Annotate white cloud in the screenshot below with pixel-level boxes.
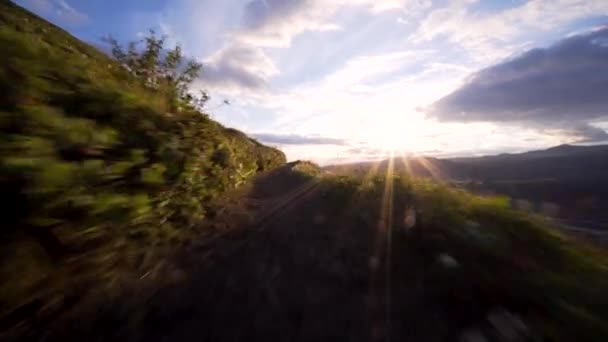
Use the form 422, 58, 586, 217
54, 0, 87, 25
235, 0, 429, 47
240, 49, 467, 146
164, 0, 430, 95
319, 50, 434, 90
412, 0, 608, 63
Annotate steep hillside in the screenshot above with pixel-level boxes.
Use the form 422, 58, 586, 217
0, 0, 284, 316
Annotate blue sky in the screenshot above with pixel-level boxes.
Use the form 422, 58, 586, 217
17, 0, 608, 164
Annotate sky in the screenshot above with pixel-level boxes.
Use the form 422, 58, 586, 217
17, 0, 608, 164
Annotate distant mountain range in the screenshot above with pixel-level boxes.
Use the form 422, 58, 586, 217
446, 144, 608, 182
327, 144, 608, 181
326, 144, 608, 230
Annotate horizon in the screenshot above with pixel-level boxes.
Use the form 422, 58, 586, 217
318, 143, 608, 166
16, 0, 608, 164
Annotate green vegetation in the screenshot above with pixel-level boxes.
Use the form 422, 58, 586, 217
319, 169, 608, 341
291, 160, 322, 177
103, 29, 208, 112
0, 0, 284, 315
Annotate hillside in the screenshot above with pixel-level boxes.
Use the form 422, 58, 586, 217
450, 145, 608, 230
2, 2, 608, 342
5, 161, 608, 341
0, 0, 284, 320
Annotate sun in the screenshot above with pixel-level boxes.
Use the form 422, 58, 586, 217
369, 111, 429, 153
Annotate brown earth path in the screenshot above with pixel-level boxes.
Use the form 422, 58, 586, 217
9, 164, 496, 342
22, 164, 390, 342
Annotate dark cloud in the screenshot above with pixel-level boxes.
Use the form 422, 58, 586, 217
252, 133, 347, 145
200, 44, 275, 91
551, 123, 608, 142
202, 62, 267, 91
426, 27, 608, 142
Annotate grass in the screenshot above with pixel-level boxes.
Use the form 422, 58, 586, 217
319, 167, 608, 341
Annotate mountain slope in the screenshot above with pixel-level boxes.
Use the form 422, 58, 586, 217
6, 164, 608, 342
0, 0, 284, 316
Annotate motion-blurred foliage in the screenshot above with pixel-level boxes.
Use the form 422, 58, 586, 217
322, 170, 608, 341
0, 0, 284, 312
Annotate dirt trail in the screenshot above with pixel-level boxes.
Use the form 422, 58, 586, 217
145, 165, 467, 342
19, 164, 387, 342
6, 165, 544, 342
138, 165, 382, 341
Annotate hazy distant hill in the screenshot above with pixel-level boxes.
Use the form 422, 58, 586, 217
326, 145, 608, 230
449, 144, 608, 182
449, 145, 608, 229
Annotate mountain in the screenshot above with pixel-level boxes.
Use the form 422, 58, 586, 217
326, 145, 608, 230
448, 144, 608, 181
449, 145, 608, 230
451, 144, 608, 161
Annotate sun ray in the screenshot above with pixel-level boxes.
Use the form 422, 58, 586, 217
418, 156, 445, 182
381, 151, 395, 341
362, 159, 382, 185
367, 150, 395, 340
398, 151, 413, 178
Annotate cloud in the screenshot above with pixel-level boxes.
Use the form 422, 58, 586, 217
412, 0, 608, 62
322, 50, 435, 89
21, 0, 88, 26
258, 47, 465, 144
235, 0, 342, 47
252, 133, 348, 145
548, 123, 608, 143
342, 146, 387, 159
200, 43, 279, 92
235, 0, 420, 47
159, 0, 429, 95
54, 0, 87, 25
426, 27, 608, 142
